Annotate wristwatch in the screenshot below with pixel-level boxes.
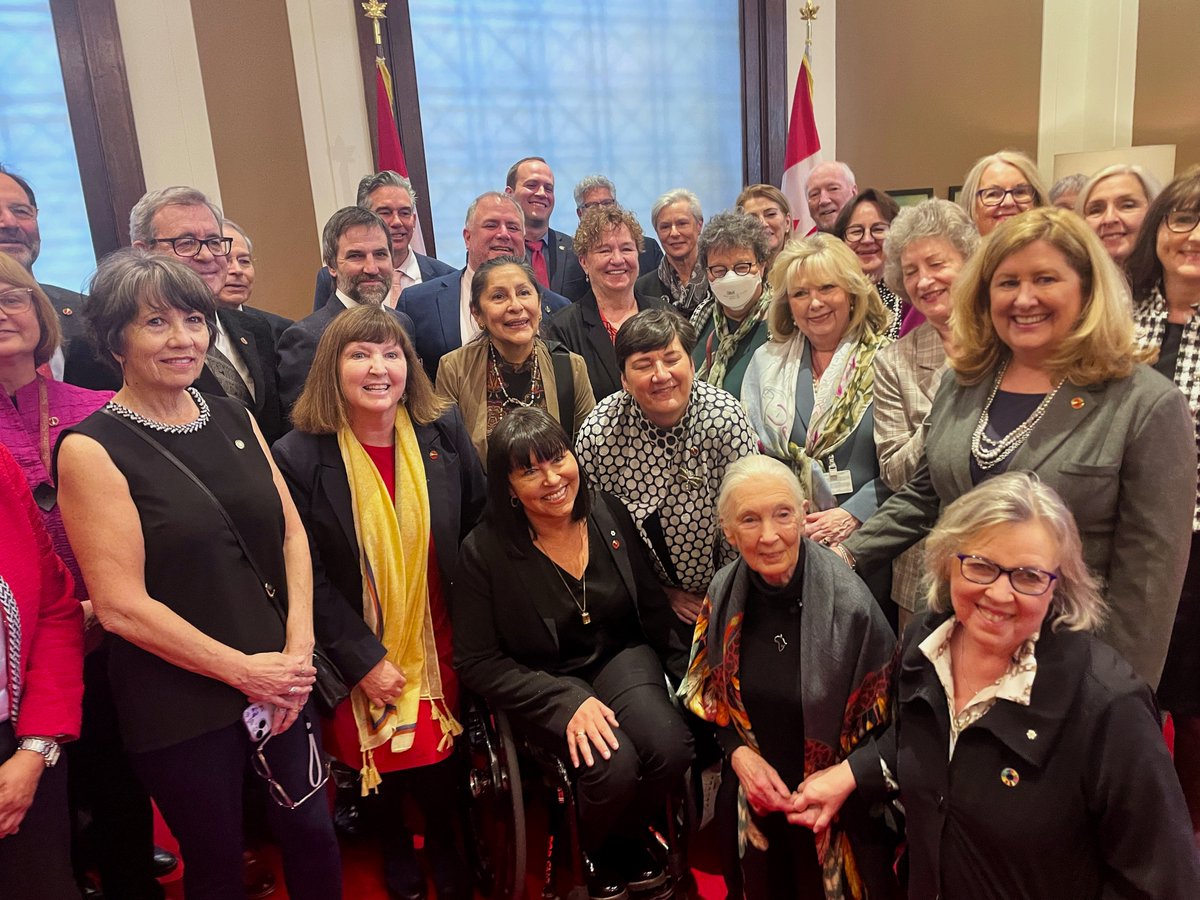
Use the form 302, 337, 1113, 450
16, 736, 61, 768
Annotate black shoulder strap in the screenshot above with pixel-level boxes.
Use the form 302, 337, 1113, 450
99, 409, 285, 622
548, 343, 576, 442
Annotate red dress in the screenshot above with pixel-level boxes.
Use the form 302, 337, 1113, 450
322, 443, 459, 772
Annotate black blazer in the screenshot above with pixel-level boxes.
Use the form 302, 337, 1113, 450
544, 289, 665, 400
272, 408, 486, 686
560, 234, 665, 302
452, 492, 691, 736
311, 253, 457, 312
276, 296, 416, 410
245, 306, 293, 346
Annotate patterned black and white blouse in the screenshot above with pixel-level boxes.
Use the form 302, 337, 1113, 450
574, 381, 759, 594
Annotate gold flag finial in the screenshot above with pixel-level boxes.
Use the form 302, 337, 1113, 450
362, 0, 387, 48
799, 1, 819, 50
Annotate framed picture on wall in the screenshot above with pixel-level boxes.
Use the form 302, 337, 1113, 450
889, 188, 934, 207
948, 185, 964, 202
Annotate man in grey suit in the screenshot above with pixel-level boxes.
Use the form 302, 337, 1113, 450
279, 206, 415, 409
311, 171, 454, 311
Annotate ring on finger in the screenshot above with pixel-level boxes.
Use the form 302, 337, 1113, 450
575, 730, 587, 738
287, 685, 298, 694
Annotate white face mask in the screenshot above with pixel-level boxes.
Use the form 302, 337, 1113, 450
711, 270, 760, 314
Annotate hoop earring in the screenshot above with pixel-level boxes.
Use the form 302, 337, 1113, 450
509, 495, 520, 508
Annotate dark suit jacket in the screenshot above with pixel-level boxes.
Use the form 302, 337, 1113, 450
276, 297, 416, 411
452, 491, 691, 735
272, 409, 486, 686
561, 234, 665, 301
311, 252, 457, 312
245, 306, 293, 346
42, 282, 86, 354
399, 268, 570, 382
544, 289, 665, 400
844, 364, 1196, 688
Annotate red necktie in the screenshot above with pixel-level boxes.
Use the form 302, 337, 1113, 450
526, 240, 549, 288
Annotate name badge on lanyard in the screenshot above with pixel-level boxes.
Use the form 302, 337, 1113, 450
826, 455, 853, 496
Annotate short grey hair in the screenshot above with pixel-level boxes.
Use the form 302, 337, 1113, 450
222, 219, 252, 254
356, 170, 418, 208
698, 210, 771, 268
650, 189, 703, 228
958, 150, 1048, 222
1076, 164, 1163, 214
922, 471, 1106, 632
1049, 173, 1087, 205
129, 186, 223, 245
463, 191, 524, 229
882, 199, 980, 302
573, 175, 616, 210
804, 161, 856, 191
320, 206, 389, 268
717, 455, 804, 524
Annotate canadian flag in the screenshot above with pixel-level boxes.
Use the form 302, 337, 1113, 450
375, 57, 428, 255
780, 51, 821, 237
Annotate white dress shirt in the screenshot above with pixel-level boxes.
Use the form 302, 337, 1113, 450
458, 266, 482, 345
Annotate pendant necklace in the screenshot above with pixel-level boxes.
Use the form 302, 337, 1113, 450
537, 520, 591, 625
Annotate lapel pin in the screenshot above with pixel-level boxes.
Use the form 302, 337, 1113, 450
1026, 729, 1037, 741
239, 336, 249, 345
49, 416, 60, 427
234, 439, 246, 450
1000, 767, 1020, 787
612, 539, 621, 550
429, 449, 439, 460
62, 307, 74, 316
1070, 397, 1084, 409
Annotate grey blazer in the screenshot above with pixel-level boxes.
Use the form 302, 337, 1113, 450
845, 363, 1197, 688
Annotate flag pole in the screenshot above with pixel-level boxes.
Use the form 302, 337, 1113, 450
800, 0, 819, 58
362, 0, 387, 57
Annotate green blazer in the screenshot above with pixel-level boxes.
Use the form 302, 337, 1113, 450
845, 363, 1196, 688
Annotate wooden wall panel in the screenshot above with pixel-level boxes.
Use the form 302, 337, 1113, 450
1133, 0, 1200, 173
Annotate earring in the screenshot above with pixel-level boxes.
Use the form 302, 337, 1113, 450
509, 495, 520, 508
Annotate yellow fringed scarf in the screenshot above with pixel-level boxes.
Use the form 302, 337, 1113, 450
338, 407, 461, 794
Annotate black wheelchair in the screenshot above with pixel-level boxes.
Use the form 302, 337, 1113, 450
461, 693, 695, 900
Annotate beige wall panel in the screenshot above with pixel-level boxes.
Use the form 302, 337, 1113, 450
1133, 0, 1200, 173
834, 0, 1044, 198
190, 0, 320, 321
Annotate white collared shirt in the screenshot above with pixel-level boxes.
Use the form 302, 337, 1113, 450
458, 266, 482, 345
214, 311, 256, 401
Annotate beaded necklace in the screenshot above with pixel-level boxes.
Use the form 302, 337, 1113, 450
970, 362, 1064, 470
105, 387, 211, 434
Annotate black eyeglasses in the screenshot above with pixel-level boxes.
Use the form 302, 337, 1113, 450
251, 718, 330, 809
1165, 210, 1200, 234
976, 185, 1036, 207
580, 198, 617, 211
707, 261, 756, 279
149, 235, 233, 258
844, 223, 890, 243
0, 288, 34, 313
956, 554, 1057, 596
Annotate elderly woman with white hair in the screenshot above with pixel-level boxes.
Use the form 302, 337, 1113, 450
635, 188, 712, 318
1077, 163, 1162, 267
872, 199, 980, 628
792, 472, 1200, 898
958, 149, 1048, 236
681, 454, 896, 899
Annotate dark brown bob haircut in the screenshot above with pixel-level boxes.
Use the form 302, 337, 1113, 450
0, 251, 61, 366
85, 249, 216, 374
1126, 164, 1200, 303
831, 188, 902, 241
291, 304, 446, 433
485, 407, 591, 540
615, 307, 697, 372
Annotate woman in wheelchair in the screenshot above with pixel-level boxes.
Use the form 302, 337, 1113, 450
681, 456, 897, 898
454, 408, 694, 900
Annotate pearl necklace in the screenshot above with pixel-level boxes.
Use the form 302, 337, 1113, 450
105, 387, 211, 434
970, 362, 1064, 470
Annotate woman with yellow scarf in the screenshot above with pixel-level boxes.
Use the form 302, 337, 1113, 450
274, 304, 485, 900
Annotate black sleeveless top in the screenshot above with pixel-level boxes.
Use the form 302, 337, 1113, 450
61, 394, 288, 752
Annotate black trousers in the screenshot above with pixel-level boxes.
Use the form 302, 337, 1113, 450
129, 706, 341, 900
521, 644, 695, 850
67, 643, 162, 899
0, 720, 80, 900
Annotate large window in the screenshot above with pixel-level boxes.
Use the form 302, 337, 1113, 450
0, 0, 95, 291
409, 0, 744, 260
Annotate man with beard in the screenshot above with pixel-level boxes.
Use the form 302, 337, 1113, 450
278, 206, 414, 409
399, 191, 568, 381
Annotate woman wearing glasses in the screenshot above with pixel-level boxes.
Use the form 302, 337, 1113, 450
742, 234, 895, 605
839, 207, 1195, 691
958, 150, 1048, 236
792, 473, 1200, 898
1127, 164, 1200, 840
831, 189, 905, 338
57, 250, 341, 900
689, 211, 773, 401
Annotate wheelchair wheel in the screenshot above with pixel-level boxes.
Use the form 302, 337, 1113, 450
463, 698, 527, 899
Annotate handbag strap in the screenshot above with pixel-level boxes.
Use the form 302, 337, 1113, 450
99, 408, 286, 624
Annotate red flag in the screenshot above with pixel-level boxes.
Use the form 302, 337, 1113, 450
780, 52, 822, 237
375, 57, 428, 254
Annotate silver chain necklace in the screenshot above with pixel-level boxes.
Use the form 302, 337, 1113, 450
970, 362, 1064, 470
536, 520, 590, 625
105, 387, 211, 434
